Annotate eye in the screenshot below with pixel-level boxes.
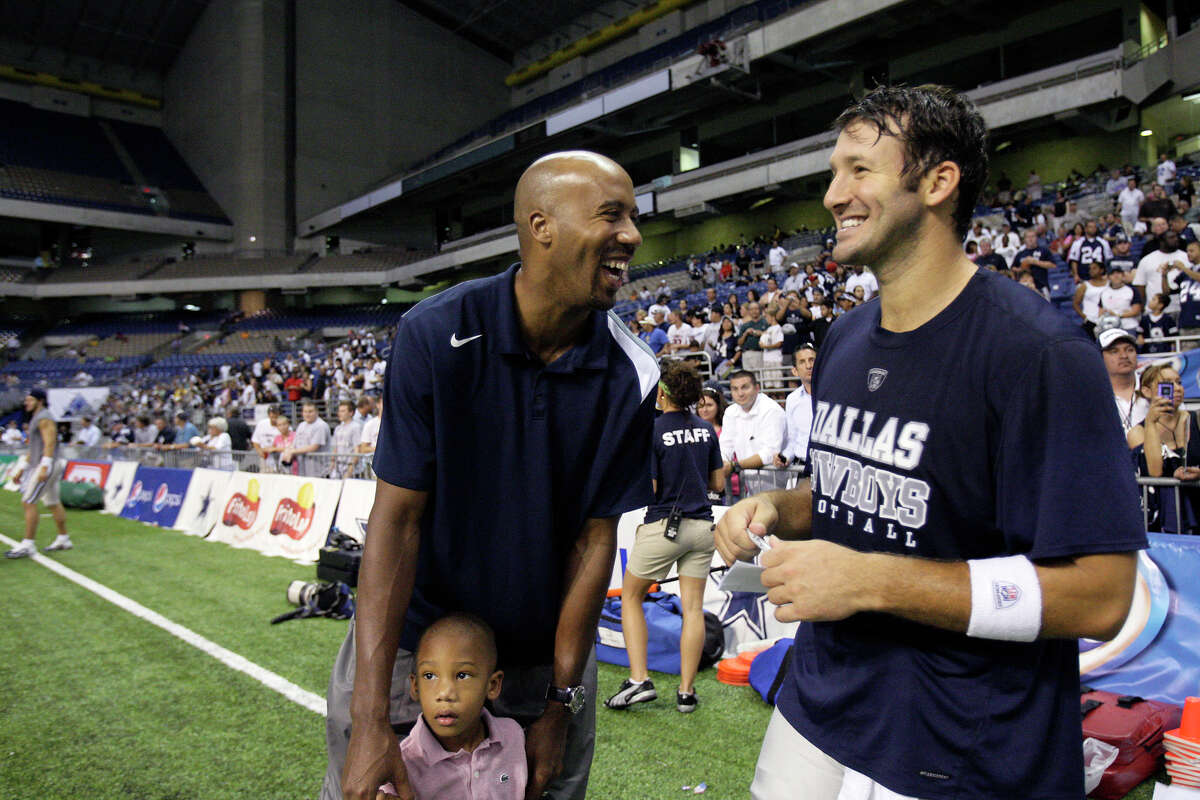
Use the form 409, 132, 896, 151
421, 671, 436, 681
457, 671, 472, 680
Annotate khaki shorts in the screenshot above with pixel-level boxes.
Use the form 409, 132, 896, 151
627, 517, 715, 581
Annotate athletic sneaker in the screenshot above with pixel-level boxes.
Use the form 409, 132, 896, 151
677, 690, 698, 713
604, 678, 657, 709
43, 537, 73, 552
4, 540, 36, 559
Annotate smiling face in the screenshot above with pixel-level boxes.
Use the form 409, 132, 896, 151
825, 121, 928, 270
409, 624, 502, 753
522, 154, 642, 311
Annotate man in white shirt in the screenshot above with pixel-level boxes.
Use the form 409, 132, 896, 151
358, 406, 381, 455
1134, 231, 1188, 315
1105, 169, 1126, 197
719, 370, 786, 475
964, 219, 993, 249
782, 263, 805, 294
760, 277, 783, 307
289, 400, 331, 477
774, 344, 816, 469
768, 241, 788, 273
665, 310, 696, 353
74, 416, 101, 448
1099, 268, 1141, 332
844, 265, 879, 301
1117, 178, 1145, 234
250, 404, 281, 468
992, 222, 1021, 267
2, 421, 24, 445
1157, 153, 1177, 193
1100, 328, 1147, 434
330, 399, 364, 479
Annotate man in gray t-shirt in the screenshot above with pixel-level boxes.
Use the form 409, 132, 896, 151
290, 400, 331, 477
330, 400, 363, 479
5, 388, 71, 558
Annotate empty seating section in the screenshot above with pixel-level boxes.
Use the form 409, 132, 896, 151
151, 255, 308, 280
0, 99, 227, 222
42, 260, 155, 284
312, 250, 434, 272
77, 333, 178, 359
198, 329, 310, 355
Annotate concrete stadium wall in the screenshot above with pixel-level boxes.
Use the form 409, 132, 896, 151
293, 0, 511, 226
634, 197, 831, 264
988, 130, 1141, 190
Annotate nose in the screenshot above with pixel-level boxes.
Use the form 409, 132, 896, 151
618, 214, 642, 248
435, 678, 457, 702
824, 172, 849, 216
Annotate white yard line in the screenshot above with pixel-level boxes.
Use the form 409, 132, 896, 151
0, 533, 327, 717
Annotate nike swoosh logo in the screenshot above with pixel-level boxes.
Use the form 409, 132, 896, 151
450, 333, 483, 348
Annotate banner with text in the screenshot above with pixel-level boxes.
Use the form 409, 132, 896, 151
333, 479, 376, 544
119, 466, 192, 528
102, 461, 139, 515
63, 460, 111, 488
173, 468, 234, 537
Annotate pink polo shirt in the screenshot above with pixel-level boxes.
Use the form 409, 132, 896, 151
379, 709, 526, 800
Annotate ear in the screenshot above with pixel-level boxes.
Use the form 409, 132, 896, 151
408, 672, 419, 702
529, 209, 553, 246
922, 160, 961, 218
487, 669, 503, 701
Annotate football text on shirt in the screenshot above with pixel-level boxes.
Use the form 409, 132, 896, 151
809, 401, 932, 547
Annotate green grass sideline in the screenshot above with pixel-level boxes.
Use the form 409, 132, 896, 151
0, 493, 1160, 798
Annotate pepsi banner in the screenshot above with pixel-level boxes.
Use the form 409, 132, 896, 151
63, 460, 111, 488
119, 466, 192, 528
1082, 534, 1200, 706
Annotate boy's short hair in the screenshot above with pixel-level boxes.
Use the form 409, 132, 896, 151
415, 612, 498, 673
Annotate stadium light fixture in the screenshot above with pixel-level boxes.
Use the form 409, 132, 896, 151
249, 235, 257, 242
1184, 91, 1200, 103
1140, 129, 1154, 137
184, 304, 200, 311
994, 140, 1011, 152
750, 197, 775, 210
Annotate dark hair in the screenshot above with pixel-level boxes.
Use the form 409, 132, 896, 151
659, 360, 703, 409
699, 385, 729, 422
729, 369, 758, 386
833, 84, 988, 238
415, 612, 498, 674
794, 343, 817, 358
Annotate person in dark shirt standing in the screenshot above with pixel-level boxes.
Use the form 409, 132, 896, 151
1012, 228, 1056, 297
604, 361, 723, 714
225, 404, 253, 452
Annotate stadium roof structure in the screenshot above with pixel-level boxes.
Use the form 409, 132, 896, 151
2, 0, 208, 76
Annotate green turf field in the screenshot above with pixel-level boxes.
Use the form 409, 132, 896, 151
0, 492, 1163, 799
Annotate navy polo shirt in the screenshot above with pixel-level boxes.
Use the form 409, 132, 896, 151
374, 263, 659, 666
778, 269, 1146, 799
646, 411, 722, 523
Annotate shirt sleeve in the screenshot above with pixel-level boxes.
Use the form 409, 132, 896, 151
586, 389, 657, 519
754, 404, 787, 465
995, 338, 1147, 560
719, 408, 735, 462
1067, 240, 1081, 261
372, 316, 436, 490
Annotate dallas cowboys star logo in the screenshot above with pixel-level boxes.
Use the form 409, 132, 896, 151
709, 573, 771, 640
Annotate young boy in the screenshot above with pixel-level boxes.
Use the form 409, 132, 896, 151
1138, 292, 1178, 354
377, 613, 526, 799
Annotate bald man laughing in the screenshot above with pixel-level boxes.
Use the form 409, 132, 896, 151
323, 152, 660, 800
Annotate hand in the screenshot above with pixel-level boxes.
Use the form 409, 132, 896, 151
35, 465, 48, 483
341, 719, 410, 800
524, 706, 569, 800
1145, 396, 1172, 425
1174, 466, 1200, 482
761, 538, 871, 623
714, 495, 779, 565
11, 465, 24, 482
773, 454, 789, 468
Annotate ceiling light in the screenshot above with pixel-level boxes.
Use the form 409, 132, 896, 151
184, 304, 200, 311
1140, 129, 1154, 137
995, 140, 1011, 152
1183, 91, 1200, 103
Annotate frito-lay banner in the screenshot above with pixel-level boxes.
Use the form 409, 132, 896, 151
63, 460, 111, 488
208, 471, 343, 563
102, 461, 140, 515
119, 466, 192, 528
173, 468, 234, 538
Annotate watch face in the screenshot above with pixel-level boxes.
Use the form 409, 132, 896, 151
566, 686, 586, 715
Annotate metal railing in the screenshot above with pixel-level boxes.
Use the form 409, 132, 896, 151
1136, 476, 1200, 535
7, 445, 377, 481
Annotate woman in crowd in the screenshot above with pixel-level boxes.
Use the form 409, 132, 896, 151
604, 361, 723, 714
758, 305, 785, 388
696, 386, 728, 437
200, 417, 235, 471
1127, 362, 1200, 532
264, 414, 296, 474
715, 317, 740, 377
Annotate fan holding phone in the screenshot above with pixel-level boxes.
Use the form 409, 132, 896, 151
1127, 362, 1200, 532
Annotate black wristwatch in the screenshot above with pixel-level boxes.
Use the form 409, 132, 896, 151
546, 684, 587, 715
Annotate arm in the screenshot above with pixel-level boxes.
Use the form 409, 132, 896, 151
34, 417, 57, 480
1072, 284, 1087, 319
713, 483, 813, 564
524, 515, 617, 800
342, 481, 427, 800
760, 544, 1136, 640
708, 467, 725, 494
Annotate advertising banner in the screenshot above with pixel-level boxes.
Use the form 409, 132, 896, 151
209, 472, 342, 563
63, 460, 111, 488
46, 387, 110, 420
119, 466, 192, 528
0, 454, 19, 490
333, 479, 376, 543
173, 468, 234, 537
1081, 534, 1200, 706
102, 461, 139, 515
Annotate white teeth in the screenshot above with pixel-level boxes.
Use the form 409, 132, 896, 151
840, 218, 864, 229
602, 261, 627, 271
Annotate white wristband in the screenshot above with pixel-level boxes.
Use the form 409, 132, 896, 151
39, 456, 53, 469
966, 555, 1043, 642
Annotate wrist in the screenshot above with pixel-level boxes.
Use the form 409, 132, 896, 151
858, 552, 892, 614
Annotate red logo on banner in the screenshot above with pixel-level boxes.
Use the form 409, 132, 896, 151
269, 482, 315, 540
65, 460, 111, 487
222, 478, 261, 530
